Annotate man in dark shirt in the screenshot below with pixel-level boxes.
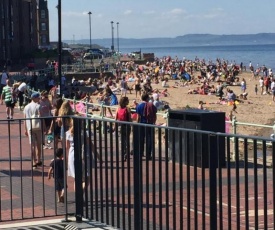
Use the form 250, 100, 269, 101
135, 93, 157, 160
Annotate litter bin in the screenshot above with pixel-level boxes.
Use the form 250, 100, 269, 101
168, 109, 226, 168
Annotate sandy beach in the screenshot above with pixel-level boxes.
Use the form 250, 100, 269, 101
92, 69, 275, 138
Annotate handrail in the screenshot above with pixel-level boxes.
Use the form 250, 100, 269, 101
26, 88, 275, 132
62, 96, 168, 120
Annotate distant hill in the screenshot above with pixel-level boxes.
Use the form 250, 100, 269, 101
174, 33, 275, 45
64, 33, 275, 48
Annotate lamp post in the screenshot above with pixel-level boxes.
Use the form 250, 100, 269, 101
111, 21, 114, 53
57, 0, 62, 96
88, 12, 92, 50
116, 22, 119, 54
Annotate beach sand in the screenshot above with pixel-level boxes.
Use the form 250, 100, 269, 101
94, 70, 275, 138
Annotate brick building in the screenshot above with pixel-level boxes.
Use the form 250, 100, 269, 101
37, 0, 50, 49
0, 0, 50, 67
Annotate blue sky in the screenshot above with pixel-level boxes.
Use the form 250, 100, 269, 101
48, 0, 275, 41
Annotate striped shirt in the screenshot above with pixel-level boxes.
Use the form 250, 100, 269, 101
2, 85, 13, 102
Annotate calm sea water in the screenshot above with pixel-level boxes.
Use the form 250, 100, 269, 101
119, 44, 275, 70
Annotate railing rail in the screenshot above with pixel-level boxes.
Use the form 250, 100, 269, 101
1, 115, 275, 229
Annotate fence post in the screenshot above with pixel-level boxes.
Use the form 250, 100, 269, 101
85, 97, 89, 117
73, 96, 76, 113
232, 116, 237, 161
100, 103, 104, 118
133, 125, 142, 230
73, 117, 83, 222
209, 134, 217, 230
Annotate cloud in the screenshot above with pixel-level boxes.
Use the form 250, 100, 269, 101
143, 10, 156, 15
168, 8, 185, 15
124, 10, 132, 15
203, 8, 225, 19
62, 11, 84, 17
183, 8, 225, 20
161, 8, 185, 19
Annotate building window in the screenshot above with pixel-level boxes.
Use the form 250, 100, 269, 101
41, 10, 46, 19
41, 35, 47, 44
41, 22, 46, 31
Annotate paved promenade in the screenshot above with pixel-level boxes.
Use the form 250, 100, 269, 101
0, 104, 117, 229
0, 103, 274, 229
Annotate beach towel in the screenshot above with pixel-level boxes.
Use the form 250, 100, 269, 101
75, 102, 86, 115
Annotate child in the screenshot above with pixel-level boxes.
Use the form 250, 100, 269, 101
198, 100, 205, 110
48, 148, 64, 203
255, 84, 258, 95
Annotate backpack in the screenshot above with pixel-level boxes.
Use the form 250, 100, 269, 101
117, 107, 129, 121
143, 102, 157, 124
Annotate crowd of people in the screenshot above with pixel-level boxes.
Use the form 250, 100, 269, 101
1, 55, 274, 203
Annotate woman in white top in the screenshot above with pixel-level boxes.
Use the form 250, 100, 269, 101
17, 82, 27, 110
259, 77, 264, 95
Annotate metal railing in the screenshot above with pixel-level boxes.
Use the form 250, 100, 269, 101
72, 116, 275, 229
51, 94, 275, 140
1, 115, 275, 229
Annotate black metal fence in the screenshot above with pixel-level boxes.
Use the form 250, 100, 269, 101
0, 116, 275, 230
73, 116, 275, 230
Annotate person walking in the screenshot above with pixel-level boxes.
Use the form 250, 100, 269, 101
120, 76, 128, 97
241, 78, 246, 93
104, 89, 118, 118
48, 98, 63, 150
134, 74, 142, 98
23, 92, 44, 169
57, 100, 74, 140
40, 90, 53, 149
0, 69, 9, 97
48, 148, 64, 203
1, 79, 16, 119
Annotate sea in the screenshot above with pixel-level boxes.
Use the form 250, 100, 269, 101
118, 44, 275, 70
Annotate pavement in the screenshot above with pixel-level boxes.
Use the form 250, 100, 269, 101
0, 218, 117, 230
0, 103, 274, 229
0, 104, 117, 229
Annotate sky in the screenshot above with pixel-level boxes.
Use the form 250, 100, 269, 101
48, 0, 275, 42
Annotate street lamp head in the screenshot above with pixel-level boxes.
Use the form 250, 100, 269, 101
88, 11, 92, 15
117, 22, 119, 25
111, 21, 114, 24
